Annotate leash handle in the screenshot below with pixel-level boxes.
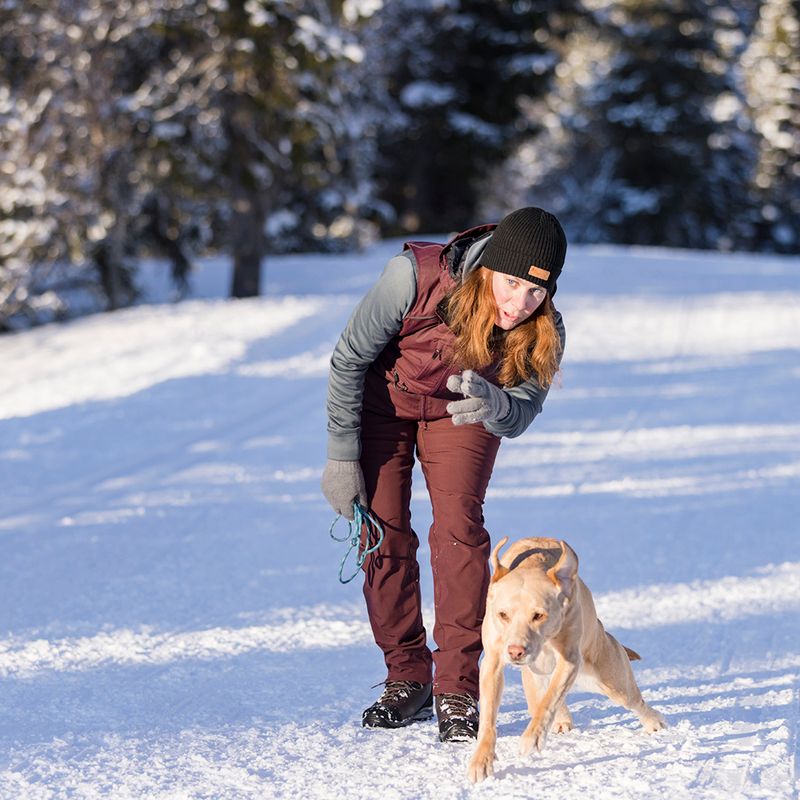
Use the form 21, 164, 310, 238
329, 501, 385, 584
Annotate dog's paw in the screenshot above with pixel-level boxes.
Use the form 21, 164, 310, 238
519, 724, 548, 756
641, 708, 667, 733
467, 747, 495, 784
553, 718, 574, 734
553, 707, 573, 734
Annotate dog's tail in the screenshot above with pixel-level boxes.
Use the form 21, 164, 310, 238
623, 645, 641, 661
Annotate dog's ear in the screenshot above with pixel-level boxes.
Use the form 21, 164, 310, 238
546, 540, 579, 599
489, 536, 510, 584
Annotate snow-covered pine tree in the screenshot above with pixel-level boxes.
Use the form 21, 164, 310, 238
0, 2, 140, 326
742, 0, 800, 253
1, 0, 374, 325
111, 0, 370, 298
0, 46, 67, 329
258, 0, 381, 257
505, 0, 761, 250
0, 1, 207, 326
368, 0, 569, 234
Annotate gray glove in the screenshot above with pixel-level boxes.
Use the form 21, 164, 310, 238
446, 370, 511, 426
321, 459, 367, 520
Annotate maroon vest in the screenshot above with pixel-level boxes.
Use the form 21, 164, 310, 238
367, 225, 502, 420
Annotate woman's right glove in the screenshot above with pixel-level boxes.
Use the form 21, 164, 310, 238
321, 459, 367, 520
446, 370, 510, 426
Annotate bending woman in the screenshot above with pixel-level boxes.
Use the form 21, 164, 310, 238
322, 207, 567, 742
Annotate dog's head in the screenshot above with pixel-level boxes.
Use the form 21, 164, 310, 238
484, 536, 579, 667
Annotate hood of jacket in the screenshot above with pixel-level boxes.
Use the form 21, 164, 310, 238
444, 227, 494, 284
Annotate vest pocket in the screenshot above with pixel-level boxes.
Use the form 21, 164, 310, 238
406, 338, 447, 384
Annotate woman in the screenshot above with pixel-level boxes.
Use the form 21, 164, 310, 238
321, 207, 567, 742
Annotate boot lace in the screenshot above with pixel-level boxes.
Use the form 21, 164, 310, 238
437, 692, 478, 720
376, 680, 425, 705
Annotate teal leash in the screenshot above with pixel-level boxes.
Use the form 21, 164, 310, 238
329, 501, 385, 584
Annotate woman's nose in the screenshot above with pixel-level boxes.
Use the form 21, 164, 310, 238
514, 291, 532, 311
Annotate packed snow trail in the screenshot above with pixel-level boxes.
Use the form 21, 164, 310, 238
0, 243, 798, 799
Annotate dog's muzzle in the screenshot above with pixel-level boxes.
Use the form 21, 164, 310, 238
506, 644, 530, 666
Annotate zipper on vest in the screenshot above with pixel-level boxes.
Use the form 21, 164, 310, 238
432, 348, 442, 360
392, 369, 408, 392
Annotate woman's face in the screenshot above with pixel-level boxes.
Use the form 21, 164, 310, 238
490, 271, 547, 330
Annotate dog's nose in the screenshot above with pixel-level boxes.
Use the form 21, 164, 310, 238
507, 644, 526, 661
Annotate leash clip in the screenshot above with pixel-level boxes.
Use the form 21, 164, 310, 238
329, 501, 384, 584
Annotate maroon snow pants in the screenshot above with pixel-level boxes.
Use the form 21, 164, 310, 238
358, 387, 501, 699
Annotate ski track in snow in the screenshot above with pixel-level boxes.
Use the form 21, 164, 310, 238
0, 243, 798, 799
0, 563, 798, 679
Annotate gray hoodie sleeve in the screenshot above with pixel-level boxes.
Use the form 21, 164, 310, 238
326, 255, 417, 461
483, 309, 566, 439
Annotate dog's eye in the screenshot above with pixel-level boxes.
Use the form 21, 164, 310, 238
531, 612, 545, 623
498, 611, 510, 622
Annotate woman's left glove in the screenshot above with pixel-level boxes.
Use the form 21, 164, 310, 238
446, 370, 510, 426
321, 459, 367, 520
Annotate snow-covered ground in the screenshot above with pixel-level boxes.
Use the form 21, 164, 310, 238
0, 240, 798, 799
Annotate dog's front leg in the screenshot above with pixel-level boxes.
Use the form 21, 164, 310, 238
519, 653, 579, 756
467, 652, 504, 783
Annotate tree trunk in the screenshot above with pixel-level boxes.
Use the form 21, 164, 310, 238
229, 196, 263, 298
224, 90, 266, 299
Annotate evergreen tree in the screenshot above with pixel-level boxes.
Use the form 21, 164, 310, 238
368, 0, 568, 234
0, 0, 201, 326
0, 35, 67, 329
742, 0, 800, 252
0, 0, 372, 327
103, 0, 369, 298
511, 0, 761, 250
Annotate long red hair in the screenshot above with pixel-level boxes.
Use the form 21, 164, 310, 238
446, 267, 562, 388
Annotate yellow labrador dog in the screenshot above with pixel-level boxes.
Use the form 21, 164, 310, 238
468, 536, 666, 783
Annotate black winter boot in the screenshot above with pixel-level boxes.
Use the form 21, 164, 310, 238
362, 681, 433, 729
435, 693, 479, 742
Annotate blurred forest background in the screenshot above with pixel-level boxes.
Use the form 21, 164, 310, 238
1, 0, 798, 330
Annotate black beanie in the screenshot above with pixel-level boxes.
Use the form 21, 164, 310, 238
480, 207, 567, 295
